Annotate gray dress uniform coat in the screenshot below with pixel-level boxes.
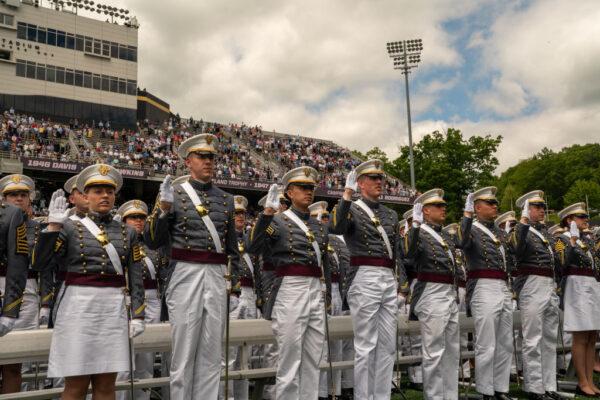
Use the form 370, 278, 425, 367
458, 216, 510, 316
405, 222, 463, 320
511, 222, 561, 298
328, 197, 407, 302
33, 212, 146, 319
0, 202, 29, 318
328, 234, 349, 308
26, 218, 55, 308
247, 207, 330, 320
144, 179, 239, 276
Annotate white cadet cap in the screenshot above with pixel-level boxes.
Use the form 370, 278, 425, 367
76, 164, 123, 193
177, 134, 218, 159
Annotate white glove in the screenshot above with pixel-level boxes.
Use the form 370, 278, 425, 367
521, 199, 530, 220
47, 189, 69, 224
113, 213, 122, 222
159, 174, 175, 203
412, 203, 423, 225
570, 221, 580, 239
344, 170, 358, 192
265, 184, 281, 210
464, 193, 475, 213
129, 319, 145, 338
0, 316, 16, 337
39, 307, 50, 326
505, 222, 511, 234
404, 221, 409, 233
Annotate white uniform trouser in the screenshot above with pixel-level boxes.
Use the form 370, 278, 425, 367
319, 283, 343, 397
116, 289, 161, 400
471, 278, 513, 396
414, 282, 459, 400
220, 287, 258, 400
0, 277, 40, 391
457, 287, 470, 379
262, 342, 278, 399
341, 310, 354, 390
519, 275, 559, 394
272, 276, 325, 400
348, 266, 398, 400
166, 262, 226, 400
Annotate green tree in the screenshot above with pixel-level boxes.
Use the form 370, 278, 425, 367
563, 180, 600, 212
388, 128, 502, 221
495, 144, 600, 214
500, 183, 519, 213
365, 147, 389, 164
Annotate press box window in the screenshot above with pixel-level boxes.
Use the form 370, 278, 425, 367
16, 59, 26, 77
0, 49, 10, 61
0, 13, 14, 27
17, 22, 26, 39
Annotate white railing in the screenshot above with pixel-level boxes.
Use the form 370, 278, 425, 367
0, 311, 572, 400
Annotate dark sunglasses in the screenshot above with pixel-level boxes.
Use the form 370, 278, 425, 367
573, 213, 589, 219
126, 214, 146, 221
480, 199, 499, 206
365, 174, 384, 181
190, 152, 215, 160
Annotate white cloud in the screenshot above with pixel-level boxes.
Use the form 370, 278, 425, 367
86, 0, 600, 175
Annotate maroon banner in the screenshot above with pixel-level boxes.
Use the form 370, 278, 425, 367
21, 157, 148, 180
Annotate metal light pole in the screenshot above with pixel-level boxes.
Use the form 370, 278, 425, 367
386, 39, 423, 189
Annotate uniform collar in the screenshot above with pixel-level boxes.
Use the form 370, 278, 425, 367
236, 230, 244, 240
87, 211, 114, 224
290, 206, 311, 221
476, 218, 495, 228
189, 178, 212, 192
360, 197, 380, 209
531, 221, 545, 230
424, 221, 442, 231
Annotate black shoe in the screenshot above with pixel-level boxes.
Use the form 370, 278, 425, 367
408, 382, 423, 391
340, 388, 353, 400
575, 386, 599, 398
480, 395, 495, 400
495, 392, 512, 400
525, 393, 547, 400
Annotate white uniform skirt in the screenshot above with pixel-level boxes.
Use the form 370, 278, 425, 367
563, 275, 600, 332
48, 285, 130, 378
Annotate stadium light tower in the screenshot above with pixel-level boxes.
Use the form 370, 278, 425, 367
386, 39, 423, 189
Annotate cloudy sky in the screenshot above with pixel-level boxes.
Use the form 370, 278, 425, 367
105, 0, 600, 172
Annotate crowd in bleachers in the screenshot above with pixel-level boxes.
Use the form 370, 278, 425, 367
1, 108, 415, 196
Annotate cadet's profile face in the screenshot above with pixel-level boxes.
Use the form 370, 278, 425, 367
4, 191, 31, 212
528, 203, 546, 222
287, 184, 315, 209
423, 203, 446, 224
69, 189, 89, 212
234, 211, 246, 231
358, 175, 383, 199
84, 186, 116, 213
569, 214, 589, 231
186, 152, 214, 182
320, 215, 330, 224
125, 214, 146, 234
474, 199, 498, 221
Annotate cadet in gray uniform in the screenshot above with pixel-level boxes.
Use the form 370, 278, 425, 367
116, 199, 166, 400
555, 203, 600, 397
311, 201, 343, 400
459, 187, 513, 400
0, 174, 54, 393
0, 182, 30, 394
248, 167, 329, 400
144, 133, 239, 400
33, 164, 146, 400
329, 159, 407, 400
405, 189, 460, 400
256, 189, 288, 400
511, 191, 563, 400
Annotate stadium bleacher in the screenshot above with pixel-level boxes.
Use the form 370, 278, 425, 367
1, 108, 417, 215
